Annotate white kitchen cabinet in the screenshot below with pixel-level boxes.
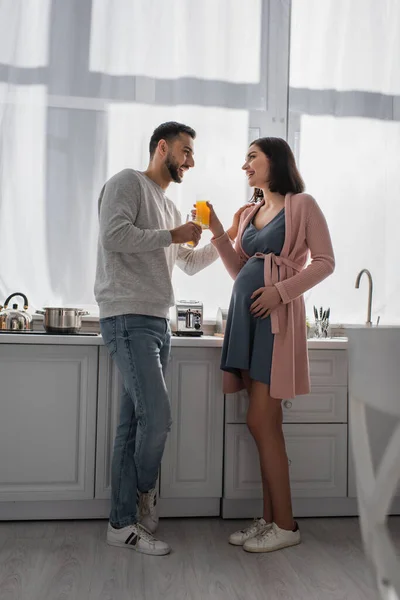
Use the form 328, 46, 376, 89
0, 345, 98, 501
96, 346, 225, 507
224, 423, 348, 499
160, 347, 224, 499
308, 349, 348, 387
95, 347, 122, 499
223, 348, 351, 518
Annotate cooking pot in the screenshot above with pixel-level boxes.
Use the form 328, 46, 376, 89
36, 307, 89, 334
0, 293, 32, 330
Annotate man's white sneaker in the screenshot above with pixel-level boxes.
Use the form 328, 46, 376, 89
243, 521, 301, 553
107, 522, 170, 556
138, 487, 159, 534
229, 518, 272, 546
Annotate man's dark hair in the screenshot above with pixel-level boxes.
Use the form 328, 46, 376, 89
149, 122, 196, 158
251, 137, 305, 198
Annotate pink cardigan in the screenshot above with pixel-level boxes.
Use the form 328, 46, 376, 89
212, 193, 335, 399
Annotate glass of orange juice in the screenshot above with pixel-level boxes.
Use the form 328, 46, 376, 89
182, 201, 210, 248
195, 200, 210, 230
183, 213, 196, 248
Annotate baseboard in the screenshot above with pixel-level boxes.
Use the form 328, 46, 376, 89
0, 497, 220, 521
222, 497, 400, 519
2, 495, 400, 521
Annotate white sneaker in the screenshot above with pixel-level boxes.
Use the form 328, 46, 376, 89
243, 521, 301, 553
229, 518, 272, 546
107, 522, 170, 556
138, 487, 159, 534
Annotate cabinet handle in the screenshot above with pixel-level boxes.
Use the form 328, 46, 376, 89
284, 400, 292, 410
288, 458, 292, 466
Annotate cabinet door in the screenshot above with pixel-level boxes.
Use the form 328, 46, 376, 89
160, 347, 224, 498
0, 345, 98, 501
95, 347, 122, 499
224, 423, 347, 499
309, 350, 348, 387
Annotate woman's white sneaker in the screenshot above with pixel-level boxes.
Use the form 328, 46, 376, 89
243, 522, 301, 553
229, 518, 272, 546
107, 522, 170, 555
138, 487, 159, 534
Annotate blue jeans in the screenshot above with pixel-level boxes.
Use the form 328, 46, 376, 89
100, 314, 172, 528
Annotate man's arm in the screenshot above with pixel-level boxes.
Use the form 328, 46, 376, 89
99, 171, 172, 253
176, 243, 219, 276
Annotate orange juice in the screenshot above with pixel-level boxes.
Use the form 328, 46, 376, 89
196, 201, 210, 229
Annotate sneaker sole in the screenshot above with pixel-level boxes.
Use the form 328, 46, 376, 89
229, 538, 246, 546
229, 527, 271, 547
107, 538, 171, 556
243, 538, 301, 553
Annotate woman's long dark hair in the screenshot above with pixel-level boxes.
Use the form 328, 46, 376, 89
249, 137, 305, 202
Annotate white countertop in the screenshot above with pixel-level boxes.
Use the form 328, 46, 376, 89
0, 332, 348, 348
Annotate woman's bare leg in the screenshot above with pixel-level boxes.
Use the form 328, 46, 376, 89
246, 379, 294, 530
241, 370, 273, 524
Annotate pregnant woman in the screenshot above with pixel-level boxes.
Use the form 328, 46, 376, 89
209, 137, 335, 553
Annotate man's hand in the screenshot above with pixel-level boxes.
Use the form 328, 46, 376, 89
170, 221, 202, 245
226, 204, 251, 241
250, 286, 282, 319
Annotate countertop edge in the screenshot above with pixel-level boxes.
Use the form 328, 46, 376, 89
0, 334, 348, 348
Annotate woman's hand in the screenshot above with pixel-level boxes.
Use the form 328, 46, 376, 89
206, 202, 225, 238
226, 204, 251, 241
192, 202, 224, 238
250, 286, 282, 318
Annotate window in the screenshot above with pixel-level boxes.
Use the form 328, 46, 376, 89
288, 0, 400, 324
0, 0, 290, 319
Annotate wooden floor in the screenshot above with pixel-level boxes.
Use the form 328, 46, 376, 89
0, 516, 399, 600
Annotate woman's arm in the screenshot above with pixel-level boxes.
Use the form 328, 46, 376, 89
275, 197, 335, 304
209, 203, 253, 280
211, 232, 245, 280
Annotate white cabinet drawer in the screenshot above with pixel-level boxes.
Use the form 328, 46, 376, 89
282, 387, 347, 422
226, 387, 348, 424
309, 350, 348, 387
224, 423, 347, 499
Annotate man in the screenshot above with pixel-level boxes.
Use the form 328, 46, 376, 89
94, 122, 220, 556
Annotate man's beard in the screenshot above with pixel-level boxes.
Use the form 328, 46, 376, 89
165, 154, 182, 183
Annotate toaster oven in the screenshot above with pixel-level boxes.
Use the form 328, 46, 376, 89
172, 301, 203, 336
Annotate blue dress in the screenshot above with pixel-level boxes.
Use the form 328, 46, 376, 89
221, 209, 286, 385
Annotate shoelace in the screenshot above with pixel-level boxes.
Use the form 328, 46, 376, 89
136, 523, 157, 543
241, 518, 264, 535
259, 527, 276, 540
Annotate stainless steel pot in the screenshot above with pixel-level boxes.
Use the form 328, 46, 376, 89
36, 307, 89, 334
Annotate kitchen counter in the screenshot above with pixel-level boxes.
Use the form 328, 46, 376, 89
0, 332, 348, 348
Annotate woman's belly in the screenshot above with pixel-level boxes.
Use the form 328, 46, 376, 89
232, 257, 266, 308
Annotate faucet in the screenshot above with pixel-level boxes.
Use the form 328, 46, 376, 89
355, 269, 373, 326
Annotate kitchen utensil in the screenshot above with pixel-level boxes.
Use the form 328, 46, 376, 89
36, 307, 89, 334
312, 305, 330, 338
0, 292, 32, 330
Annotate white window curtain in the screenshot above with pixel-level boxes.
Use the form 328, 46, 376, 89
289, 0, 400, 325
0, 0, 265, 319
